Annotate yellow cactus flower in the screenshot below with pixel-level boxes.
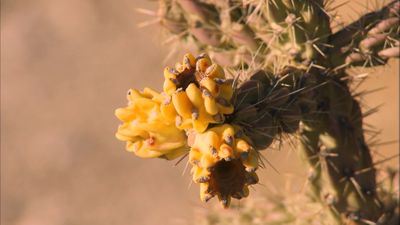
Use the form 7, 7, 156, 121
188, 124, 259, 208
115, 87, 188, 160
161, 53, 234, 132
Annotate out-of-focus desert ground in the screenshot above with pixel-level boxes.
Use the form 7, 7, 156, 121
1, 1, 398, 225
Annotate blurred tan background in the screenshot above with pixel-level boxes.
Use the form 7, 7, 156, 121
1, 1, 398, 225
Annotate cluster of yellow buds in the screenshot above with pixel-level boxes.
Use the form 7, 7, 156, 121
115, 54, 259, 208
162, 53, 234, 132
189, 124, 259, 208
115, 87, 188, 160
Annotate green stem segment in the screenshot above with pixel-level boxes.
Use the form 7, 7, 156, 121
236, 68, 398, 224
299, 74, 398, 224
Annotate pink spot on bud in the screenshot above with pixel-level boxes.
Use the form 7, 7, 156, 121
146, 137, 155, 146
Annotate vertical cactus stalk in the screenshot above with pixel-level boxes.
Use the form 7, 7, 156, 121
299, 74, 386, 224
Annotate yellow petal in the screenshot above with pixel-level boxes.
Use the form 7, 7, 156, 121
219, 83, 233, 100
221, 125, 235, 145
204, 96, 218, 115
118, 124, 149, 139
127, 89, 143, 102
163, 67, 177, 80
163, 79, 177, 95
193, 119, 208, 133
205, 63, 224, 79
172, 90, 193, 118
192, 167, 211, 183
183, 53, 196, 69
200, 153, 217, 169
218, 143, 234, 160
175, 116, 192, 130
186, 83, 204, 108
189, 148, 202, 165
200, 77, 219, 96
115, 132, 140, 142
143, 87, 163, 102
196, 57, 211, 72
200, 183, 213, 202
128, 141, 164, 158
161, 101, 177, 122
243, 149, 259, 172
115, 107, 135, 122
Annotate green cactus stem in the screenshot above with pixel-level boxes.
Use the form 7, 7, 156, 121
231, 66, 398, 224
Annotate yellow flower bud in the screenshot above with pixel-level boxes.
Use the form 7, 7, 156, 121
189, 124, 259, 208
115, 88, 188, 160
161, 53, 235, 132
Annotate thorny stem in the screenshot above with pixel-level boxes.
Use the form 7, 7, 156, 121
240, 66, 397, 224
298, 69, 400, 224
329, 1, 400, 68
237, 66, 398, 224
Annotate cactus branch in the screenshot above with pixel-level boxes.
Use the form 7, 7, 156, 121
298, 72, 400, 224
329, 1, 400, 68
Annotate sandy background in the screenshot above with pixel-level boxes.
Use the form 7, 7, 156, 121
1, 1, 398, 225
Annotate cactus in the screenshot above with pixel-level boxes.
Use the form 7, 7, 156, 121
158, 0, 332, 69
158, 0, 399, 70
115, 0, 399, 224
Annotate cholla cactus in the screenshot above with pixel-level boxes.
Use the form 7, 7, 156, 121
115, 0, 400, 224
158, 0, 331, 69
158, 0, 399, 70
